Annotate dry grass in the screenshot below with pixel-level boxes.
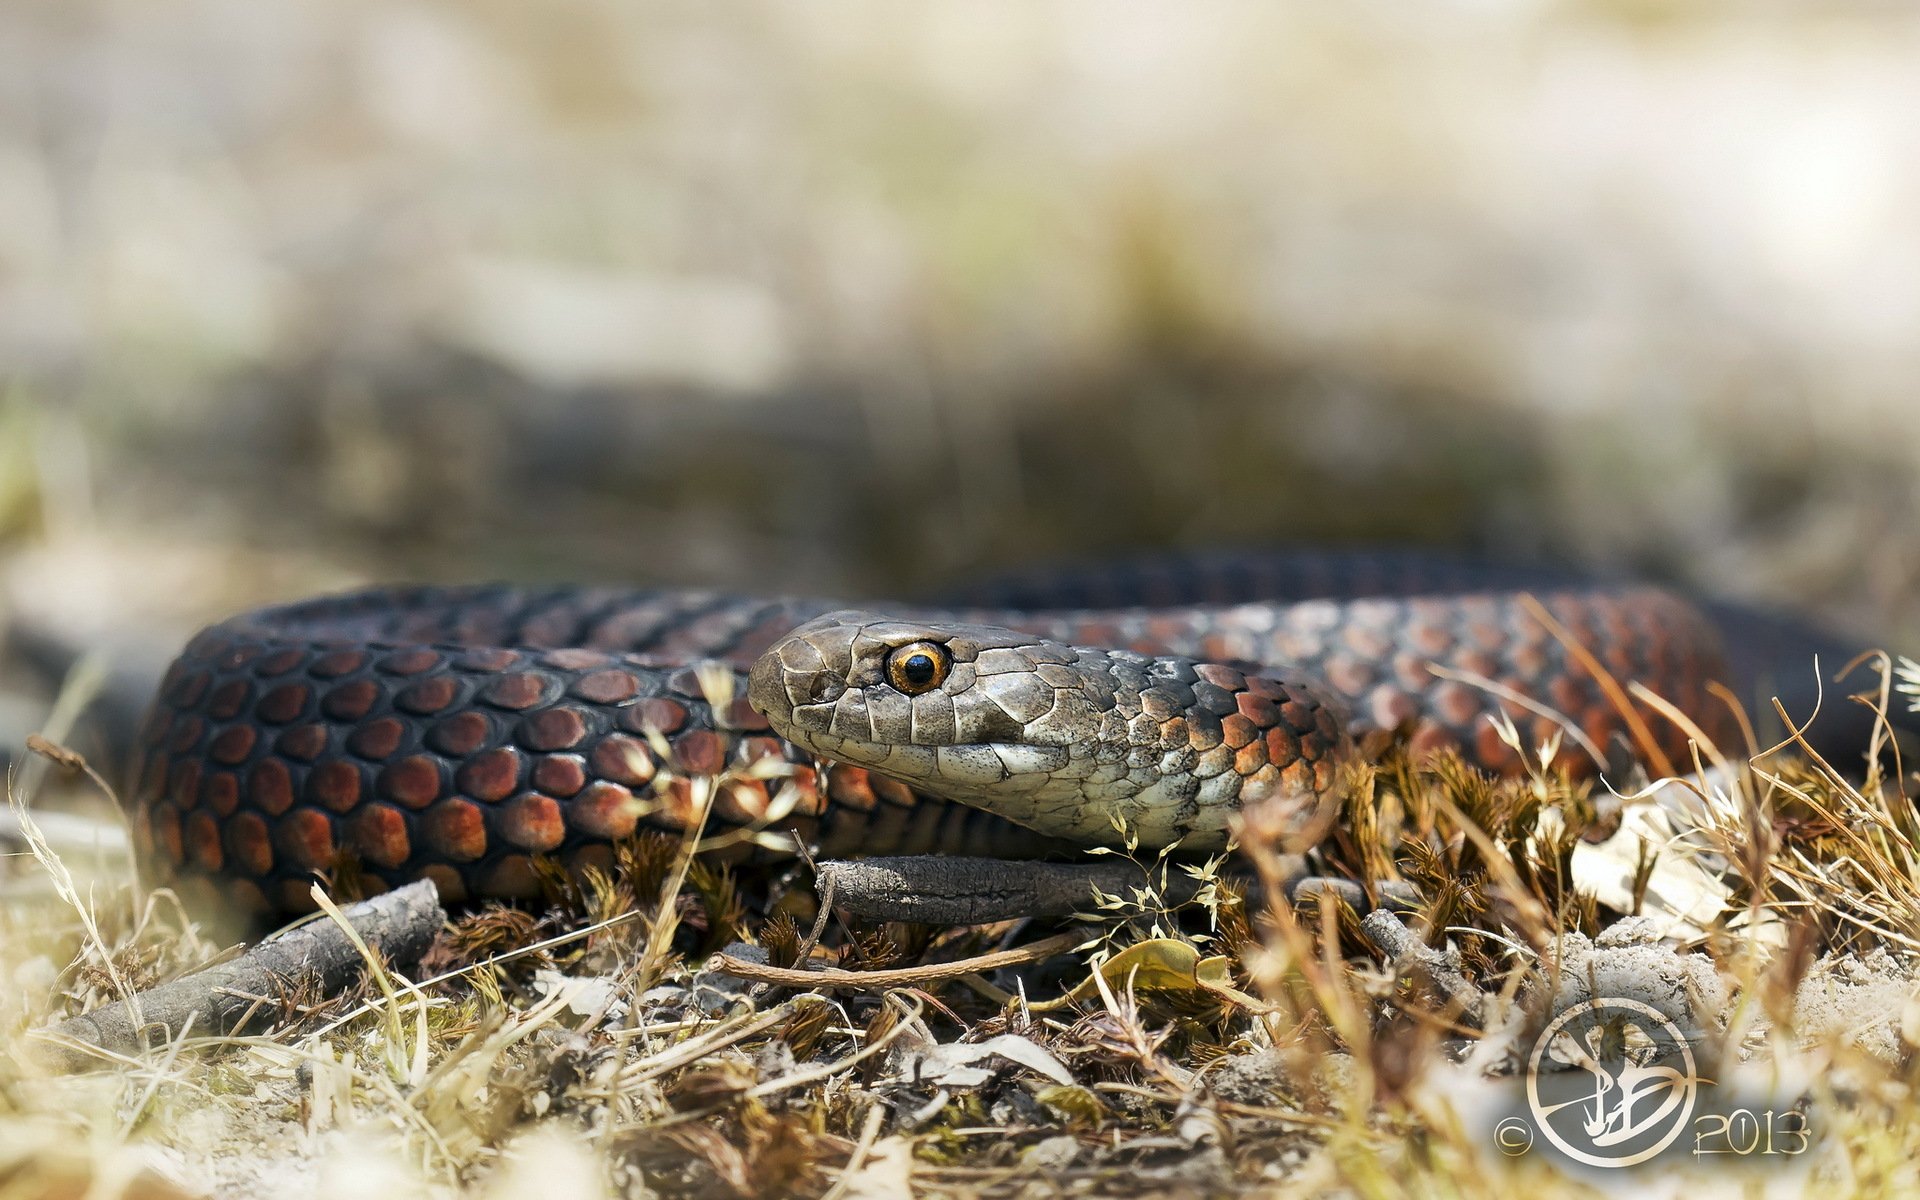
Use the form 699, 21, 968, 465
5, 666, 1920, 1198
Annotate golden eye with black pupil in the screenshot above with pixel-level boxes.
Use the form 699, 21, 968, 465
885, 642, 952, 695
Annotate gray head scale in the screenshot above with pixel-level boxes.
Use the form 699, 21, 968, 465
747, 610, 1348, 851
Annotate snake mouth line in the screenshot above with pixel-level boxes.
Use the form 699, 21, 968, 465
791, 730, 1075, 783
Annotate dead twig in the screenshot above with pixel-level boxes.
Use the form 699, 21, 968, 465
818, 856, 1418, 923
1360, 909, 1488, 1025
29, 880, 446, 1072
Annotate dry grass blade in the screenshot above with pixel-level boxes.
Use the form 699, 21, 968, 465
709, 930, 1083, 991
1519, 592, 1676, 778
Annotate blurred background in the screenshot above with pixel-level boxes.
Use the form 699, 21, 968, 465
3, 0, 1919, 766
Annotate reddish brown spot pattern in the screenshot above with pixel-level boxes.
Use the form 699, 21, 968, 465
273, 879, 322, 914
625, 698, 687, 735
1409, 617, 1453, 658
589, 734, 655, 787
520, 707, 587, 752
1243, 676, 1286, 700
254, 648, 306, 677
306, 761, 363, 813
137, 751, 166, 800
378, 648, 442, 676
310, 650, 367, 678
670, 730, 727, 775
1495, 677, 1535, 717
248, 759, 295, 814
427, 711, 491, 756
542, 648, 610, 671
1529, 715, 1563, 752
501, 793, 565, 851
166, 670, 211, 708
869, 774, 915, 808
826, 766, 878, 812
347, 716, 407, 760
348, 804, 411, 869
532, 754, 587, 797
786, 768, 827, 817
419, 863, 467, 904
569, 781, 639, 838
377, 755, 443, 808
255, 683, 310, 724
149, 801, 184, 864
274, 808, 336, 871
726, 698, 769, 731
1264, 726, 1300, 766
224, 878, 272, 915
1457, 650, 1500, 679
1314, 707, 1340, 743
567, 843, 616, 877
207, 725, 257, 766
455, 747, 521, 802
480, 673, 548, 710
1234, 742, 1268, 777
199, 770, 240, 817
571, 669, 639, 704
1407, 720, 1454, 758
1429, 682, 1479, 728
1281, 759, 1315, 794
421, 800, 487, 862
455, 648, 519, 672
1234, 692, 1279, 727
1220, 714, 1258, 750
1581, 710, 1620, 759
225, 811, 273, 875
168, 760, 202, 808
1279, 700, 1318, 733
656, 778, 700, 830
1476, 723, 1522, 775
715, 779, 771, 825
480, 856, 540, 899
168, 715, 205, 754
207, 679, 252, 720
1510, 642, 1549, 678
1342, 623, 1393, 659
186, 811, 223, 871
739, 736, 791, 766
276, 724, 329, 761
322, 679, 380, 722
395, 677, 459, 715
1323, 655, 1375, 697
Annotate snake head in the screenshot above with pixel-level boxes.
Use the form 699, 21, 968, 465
748, 610, 1349, 851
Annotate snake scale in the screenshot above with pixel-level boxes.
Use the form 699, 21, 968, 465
128, 550, 1862, 917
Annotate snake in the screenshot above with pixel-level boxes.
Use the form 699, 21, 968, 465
126, 550, 1873, 917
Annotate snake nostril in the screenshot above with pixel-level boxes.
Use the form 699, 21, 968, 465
784, 668, 843, 708
805, 672, 843, 705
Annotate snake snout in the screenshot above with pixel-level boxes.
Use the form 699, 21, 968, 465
747, 618, 860, 730
747, 649, 841, 728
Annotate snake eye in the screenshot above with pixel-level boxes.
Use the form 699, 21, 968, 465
884, 642, 952, 695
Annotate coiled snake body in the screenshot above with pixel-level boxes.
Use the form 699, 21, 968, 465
130, 552, 1831, 917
